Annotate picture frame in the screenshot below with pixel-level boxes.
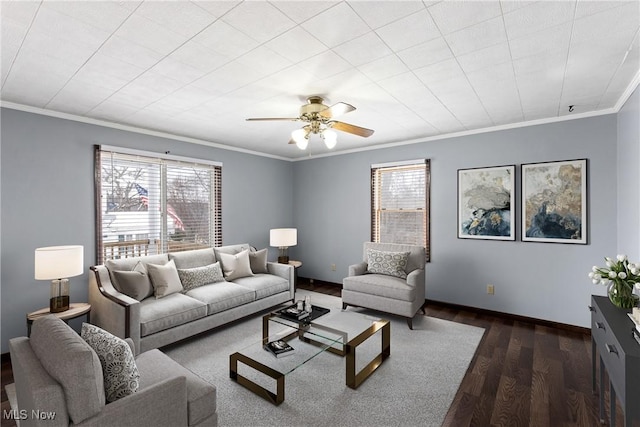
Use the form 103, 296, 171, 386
521, 159, 587, 244
458, 165, 516, 240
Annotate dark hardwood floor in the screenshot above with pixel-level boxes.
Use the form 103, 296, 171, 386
1, 279, 631, 427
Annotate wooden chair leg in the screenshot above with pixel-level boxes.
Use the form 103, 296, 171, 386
407, 317, 413, 330
342, 302, 348, 310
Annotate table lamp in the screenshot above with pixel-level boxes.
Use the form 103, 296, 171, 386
35, 245, 84, 313
270, 228, 297, 264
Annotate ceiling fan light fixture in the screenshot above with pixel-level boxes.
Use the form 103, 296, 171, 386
291, 128, 309, 150
321, 129, 337, 149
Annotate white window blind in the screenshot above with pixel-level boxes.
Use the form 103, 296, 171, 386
371, 159, 430, 261
95, 146, 222, 264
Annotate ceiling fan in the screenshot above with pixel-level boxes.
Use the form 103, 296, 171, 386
246, 96, 374, 150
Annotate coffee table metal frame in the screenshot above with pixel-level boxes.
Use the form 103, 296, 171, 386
229, 309, 390, 405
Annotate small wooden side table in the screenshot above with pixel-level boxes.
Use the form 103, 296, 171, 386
27, 302, 91, 337
288, 260, 302, 291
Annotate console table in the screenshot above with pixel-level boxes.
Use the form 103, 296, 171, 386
590, 295, 640, 426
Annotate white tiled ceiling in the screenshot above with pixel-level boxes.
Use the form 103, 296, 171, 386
1, 0, 638, 159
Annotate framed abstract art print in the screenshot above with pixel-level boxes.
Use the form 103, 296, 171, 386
458, 165, 515, 240
521, 159, 587, 244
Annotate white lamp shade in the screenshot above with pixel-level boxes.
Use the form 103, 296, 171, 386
270, 228, 297, 247
322, 129, 337, 149
291, 128, 309, 150
35, 245, 84, 280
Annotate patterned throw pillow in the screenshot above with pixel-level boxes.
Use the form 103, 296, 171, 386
177, 262, 226, 292
366, 249, 410, 279
81, 323, 139, 403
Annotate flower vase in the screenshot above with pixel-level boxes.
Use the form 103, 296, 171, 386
607, 280, 640, 309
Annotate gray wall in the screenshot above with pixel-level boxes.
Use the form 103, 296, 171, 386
293, 115, 619, 328
617, 86, 640, 260
0, 108, 293, 353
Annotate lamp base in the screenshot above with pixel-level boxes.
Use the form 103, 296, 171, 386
278, 256, 289, 264
50, 295, 69, 313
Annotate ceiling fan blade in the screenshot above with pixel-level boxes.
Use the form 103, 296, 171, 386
318, 102, 356, 119
329, 121, 374, 137
246, 117, 300, 121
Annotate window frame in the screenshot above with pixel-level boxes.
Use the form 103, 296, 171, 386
371, 159, 430, 261
94, 145, 222, 264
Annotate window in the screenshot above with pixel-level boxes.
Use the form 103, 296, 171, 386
95, 145, 222, 264
371, 159, 430, 261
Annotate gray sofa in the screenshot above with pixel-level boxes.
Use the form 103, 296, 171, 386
89, 244, 294, 354
9, 315, 217, 427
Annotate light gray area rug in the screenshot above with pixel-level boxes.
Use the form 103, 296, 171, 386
164, 290, 485, 427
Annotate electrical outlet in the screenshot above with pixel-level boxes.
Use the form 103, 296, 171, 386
487, 284, 495, 295
331, 264, 336, 271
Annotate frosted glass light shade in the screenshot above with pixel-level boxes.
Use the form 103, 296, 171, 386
322, 129, 337, 149
270, 228, 297, 247
291, 129, 309, 150
35, 245, 84, 280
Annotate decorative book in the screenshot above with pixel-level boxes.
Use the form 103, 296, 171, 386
278, 304, 310, 320
264, 340, 296, 358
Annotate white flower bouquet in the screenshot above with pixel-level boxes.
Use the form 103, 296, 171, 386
589, 254, 640, 308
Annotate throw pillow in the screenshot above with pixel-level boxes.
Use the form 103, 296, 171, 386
147, 259, 183, 298
218, 249, 254, 281
30, 315, 105, 424
112, 262, 153, 301
177, 262, 226, 292
366, 249, 410, 279
249, 248, 268, 274
81, 323, 140, 403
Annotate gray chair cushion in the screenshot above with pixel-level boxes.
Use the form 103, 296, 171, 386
185, 282, 256, 315
136, 349, 216, 426
139, 293, 208, 336
343, 273, 416, 301
169, 248, 216, 269
30, 315, 105, 424
81, 323, 140, 403
233, 274, 289, 299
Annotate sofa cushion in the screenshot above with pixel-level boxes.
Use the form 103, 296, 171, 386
343, 273, 416, 301
136, 349, 216, 426
177, 262, 226, 292
30, 315, 105, 424
233, 274, 289, 299
249, 248, 269, 274
185, 282, 256, 315
112, 261, 154, 301
366, 249, 410, 279
218, 249, 254, 281
107, 254, 169, 289
81, 323, 140, 403
139, 293, 208, 336
148, 259, 184, 298
169, 248, 215, 269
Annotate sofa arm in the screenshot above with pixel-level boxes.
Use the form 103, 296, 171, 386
406, 268, 425, 302
266, 262, 294, 297
348, 262, 368, 277
89, 266, 141, 354
77, 376, 188, 427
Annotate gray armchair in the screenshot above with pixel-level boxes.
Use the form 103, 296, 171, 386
9, 315, 217, 427
342, 242, 426, 329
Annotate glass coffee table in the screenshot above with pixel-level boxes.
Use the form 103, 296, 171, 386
229, 304, 390, 405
